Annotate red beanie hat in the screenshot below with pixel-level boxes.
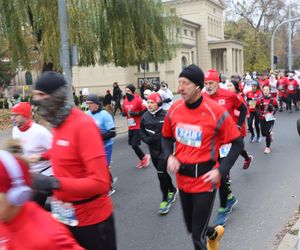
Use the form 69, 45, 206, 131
147, 93, 162, 104
0, 155, 31, 193
205, 69, 220, 83
11, 102, 32, 119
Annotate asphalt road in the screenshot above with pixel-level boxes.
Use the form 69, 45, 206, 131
110, 111, 300, 250
0, 108, 298, 250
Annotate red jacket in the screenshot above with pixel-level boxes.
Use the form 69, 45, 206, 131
123, 94, 146, 130
0, 202, 83, 250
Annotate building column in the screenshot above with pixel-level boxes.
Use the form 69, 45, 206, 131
240, 49, 244, 74
226, 48, 233, 77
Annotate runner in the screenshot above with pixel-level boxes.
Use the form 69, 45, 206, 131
162, 64, 244, 250
0, 150, 83, 250
31, 72, 117, 250
286, 73, 299, 113
269, 74, 278, 98
246, 81, 262, 143
140, 92, 178, 215
227, 80, 253, 170
86, 94, 117, 196
10, 102, 52, 207
122, 84, 150, 169
159, 82, 173, 111
256, 85, 278, 154
277, 72, 288, 112
203, 69, 247, 226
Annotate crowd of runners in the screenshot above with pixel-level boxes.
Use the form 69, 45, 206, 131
0, 66, 299, 250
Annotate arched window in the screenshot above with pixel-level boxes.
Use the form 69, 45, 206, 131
25, 71, 33, 85
181, 56, 188, 70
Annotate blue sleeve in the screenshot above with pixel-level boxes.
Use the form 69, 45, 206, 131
102, 111, 115, 130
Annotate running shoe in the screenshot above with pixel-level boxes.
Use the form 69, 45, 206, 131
112, 177, 118, 185
136, 160, 144, 169
167, 188, 178, 204
207, 225, 225, 250
264, 147, 271, 154
243, 155, 253, 170
225, 195, 238, 213
214, 208, 230, 226
250, 135, 255, 143
158, 201, 171, 215
279, 107, 283, 112
256, 136, 261, 143
141, 154, 150, 168
108, 189, 115, 196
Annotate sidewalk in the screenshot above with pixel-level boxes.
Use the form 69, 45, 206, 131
276, 214, 299, 250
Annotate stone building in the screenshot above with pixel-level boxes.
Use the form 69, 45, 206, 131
13, 0, 243, 96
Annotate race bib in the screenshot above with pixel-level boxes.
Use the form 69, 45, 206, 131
175, 123, 202, 148
127, 118, 136, 127
265, 113, 275, 122
219, 143, 232, 158
249, 100, 257, 109
288, 85, 294, 91
51, 198, 78, 226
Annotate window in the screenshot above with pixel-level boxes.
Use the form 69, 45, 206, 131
140, 62, 149, 72
191, 31, 194, 37
25, 71, 33, 85
184, 29, 187, 35
155, 62, 158, 72
181, 56, 188, 70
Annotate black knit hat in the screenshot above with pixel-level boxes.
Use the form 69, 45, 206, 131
34, 71, 67, 94
126, 84, 136, 94
86, 94, 100, 105
179, 64, 204, 88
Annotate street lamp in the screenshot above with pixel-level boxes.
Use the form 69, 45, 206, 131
271, 17, 300, 71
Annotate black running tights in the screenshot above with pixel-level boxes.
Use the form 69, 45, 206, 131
68, 215, 117, 250
247, 112, 260, 137
151, 154, 176, 201
179, 190, 216, 250
259, 119, 274, 147
132, 145, 145, 160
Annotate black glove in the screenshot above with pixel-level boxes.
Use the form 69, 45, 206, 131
32, 174, 60, 195
121, 112, 127, 117
163, 98, 171, 103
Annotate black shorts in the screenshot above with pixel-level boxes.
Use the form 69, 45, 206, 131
128, 129, 141, 146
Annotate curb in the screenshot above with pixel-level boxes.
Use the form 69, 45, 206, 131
277, 218, 300, 250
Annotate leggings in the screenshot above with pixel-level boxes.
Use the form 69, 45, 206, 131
247, 112, 260, 137
69, 215, 117, 250
278, 96, 287, 109
179, 190, 216, 250
287, 93, 298, 110
132, 145, 145, 160
259, 119, 274, 147
150, 151, 176, 201
113, 100, 122, 115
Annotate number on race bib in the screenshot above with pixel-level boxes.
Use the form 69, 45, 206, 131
51, 198, 78, 226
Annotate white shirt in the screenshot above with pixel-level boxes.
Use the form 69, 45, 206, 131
158, 89, 173, 111
12, 122, 52, 175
